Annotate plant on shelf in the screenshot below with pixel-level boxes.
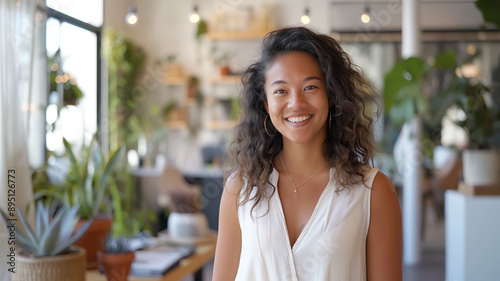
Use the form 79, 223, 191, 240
0, 201, 92, 281
432, 50, 500, 185
96, 164, 157, 281
97, 235, 135, 281
384, 49, 500, 185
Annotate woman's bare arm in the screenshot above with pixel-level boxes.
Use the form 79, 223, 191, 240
366, 172, 403, 281
212, 174, 242, 281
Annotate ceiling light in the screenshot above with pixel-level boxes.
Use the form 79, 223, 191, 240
189, 4, 200, 23
301, 7, 310, 25
361, 6, 371, 24
126, 5, 138, 25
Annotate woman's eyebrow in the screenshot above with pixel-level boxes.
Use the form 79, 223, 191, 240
270, 76, 321, 86
270, 80, 287, 86
304, 76, 322, 82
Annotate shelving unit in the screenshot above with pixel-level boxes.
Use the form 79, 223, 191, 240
208, 75, 241, 85
158, 30, 268, 133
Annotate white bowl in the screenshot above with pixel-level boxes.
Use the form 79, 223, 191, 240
167, 212, 208, 239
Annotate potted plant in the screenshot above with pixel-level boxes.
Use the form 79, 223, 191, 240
0, 201, 92, 281
432, 51, 500, 186
48, 50, 84, 106
96, 165, 157, 281
33, 137, 125, 269
97, 235, 135, 281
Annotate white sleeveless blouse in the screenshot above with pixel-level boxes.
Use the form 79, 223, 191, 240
235, 166, 379, 281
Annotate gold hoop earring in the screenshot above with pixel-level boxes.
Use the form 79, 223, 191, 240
264, 115, 276, 137
329, 109, 332, 129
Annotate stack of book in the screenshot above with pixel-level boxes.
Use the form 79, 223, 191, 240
129, 245, 195, 277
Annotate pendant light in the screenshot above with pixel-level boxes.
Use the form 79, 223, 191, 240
189, 2, 200, 23
361, 5, 371, 24
125, 4, 139, 25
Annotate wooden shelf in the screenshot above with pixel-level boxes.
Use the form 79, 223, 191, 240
207, 30, 270, 40
163, 76, 189, 86
208, 75, 241, 85
205, 120, 238, 130
86, 240, 216, 281
165, 120, 188, 130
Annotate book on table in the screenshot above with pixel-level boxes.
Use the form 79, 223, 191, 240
130, 245, 195, 277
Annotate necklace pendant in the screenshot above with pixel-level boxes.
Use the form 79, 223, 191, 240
294, 190, 300, 198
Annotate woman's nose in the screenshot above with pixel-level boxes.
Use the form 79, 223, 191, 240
288, 91, 306, 109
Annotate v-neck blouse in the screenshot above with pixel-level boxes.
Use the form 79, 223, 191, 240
235, 166, 379, 281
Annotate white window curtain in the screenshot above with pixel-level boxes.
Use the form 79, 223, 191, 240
0, 1, 38, 279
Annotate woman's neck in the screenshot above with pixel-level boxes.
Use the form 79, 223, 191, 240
278, 139, 329, 175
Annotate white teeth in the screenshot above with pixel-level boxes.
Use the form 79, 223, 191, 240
287, 116, 311, 123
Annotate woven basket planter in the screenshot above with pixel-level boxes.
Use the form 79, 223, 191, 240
11, 246, 86, 281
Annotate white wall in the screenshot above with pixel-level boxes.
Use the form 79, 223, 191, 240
330, 0, 485, 32
102, 0, 487, 169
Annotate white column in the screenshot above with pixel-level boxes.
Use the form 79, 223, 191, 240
402, 0, 422, 265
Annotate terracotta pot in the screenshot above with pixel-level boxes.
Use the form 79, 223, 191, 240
73, 216, 112, 269
12, 246, 86, 281
219, 66, 230, 76
97, 251, 135, 281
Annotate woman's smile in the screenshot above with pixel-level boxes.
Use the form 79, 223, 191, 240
264, 51, 329, 144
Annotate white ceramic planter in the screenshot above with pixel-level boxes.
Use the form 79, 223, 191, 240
463, 149, 500, 186
168, 212, 208, 239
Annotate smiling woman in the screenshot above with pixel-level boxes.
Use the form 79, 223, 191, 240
213, 27, 402, 281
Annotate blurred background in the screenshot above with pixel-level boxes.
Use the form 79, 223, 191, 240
1, 0, 500, 280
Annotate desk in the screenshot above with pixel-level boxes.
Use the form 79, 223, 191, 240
86, 241, 216, 281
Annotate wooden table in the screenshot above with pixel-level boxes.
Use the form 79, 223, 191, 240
86, 241, 216, 281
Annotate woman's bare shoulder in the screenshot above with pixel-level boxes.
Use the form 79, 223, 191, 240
224, 170, 244, 197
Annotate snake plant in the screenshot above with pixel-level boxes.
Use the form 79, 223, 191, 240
0, 201, 93, 257
34, 137, 125, 220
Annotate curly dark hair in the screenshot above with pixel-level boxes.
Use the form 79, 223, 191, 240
224, 26, 379, 211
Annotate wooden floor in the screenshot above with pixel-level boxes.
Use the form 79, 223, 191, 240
403, 218, 446, 281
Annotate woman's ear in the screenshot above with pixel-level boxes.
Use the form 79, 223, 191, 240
264, 101, 269, 114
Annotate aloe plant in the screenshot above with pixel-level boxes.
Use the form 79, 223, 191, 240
34, 136, 125, 220
102, 235, 133, 254
0, 201, 93, 257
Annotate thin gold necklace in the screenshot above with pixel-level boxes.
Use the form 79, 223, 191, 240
279, 154, 329, 199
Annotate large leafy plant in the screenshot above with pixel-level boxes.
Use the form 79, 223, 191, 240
384, 50, 500, 149
0, 202, 92, 257
383, 57, 430, 125
34, 137, 125, 220
431, 51, 500, 149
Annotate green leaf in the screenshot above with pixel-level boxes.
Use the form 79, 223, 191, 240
38, 206, 67, 256
15, 231, 40, 255
92, 144, 125, 216
475, 0, 500, 29
383, 56, 428, 117
36, 201, 49, 241
16, 209, 38, 249
434, 50, 456, 70
64, 218, 94, 249
63, 138, 81, 182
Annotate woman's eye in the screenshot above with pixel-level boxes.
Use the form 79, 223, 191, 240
304, 85, 317, 91
274, 89, 286, 94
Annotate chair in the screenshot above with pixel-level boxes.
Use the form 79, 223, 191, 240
421, 150, 462, 238
158, 168, 202, 213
